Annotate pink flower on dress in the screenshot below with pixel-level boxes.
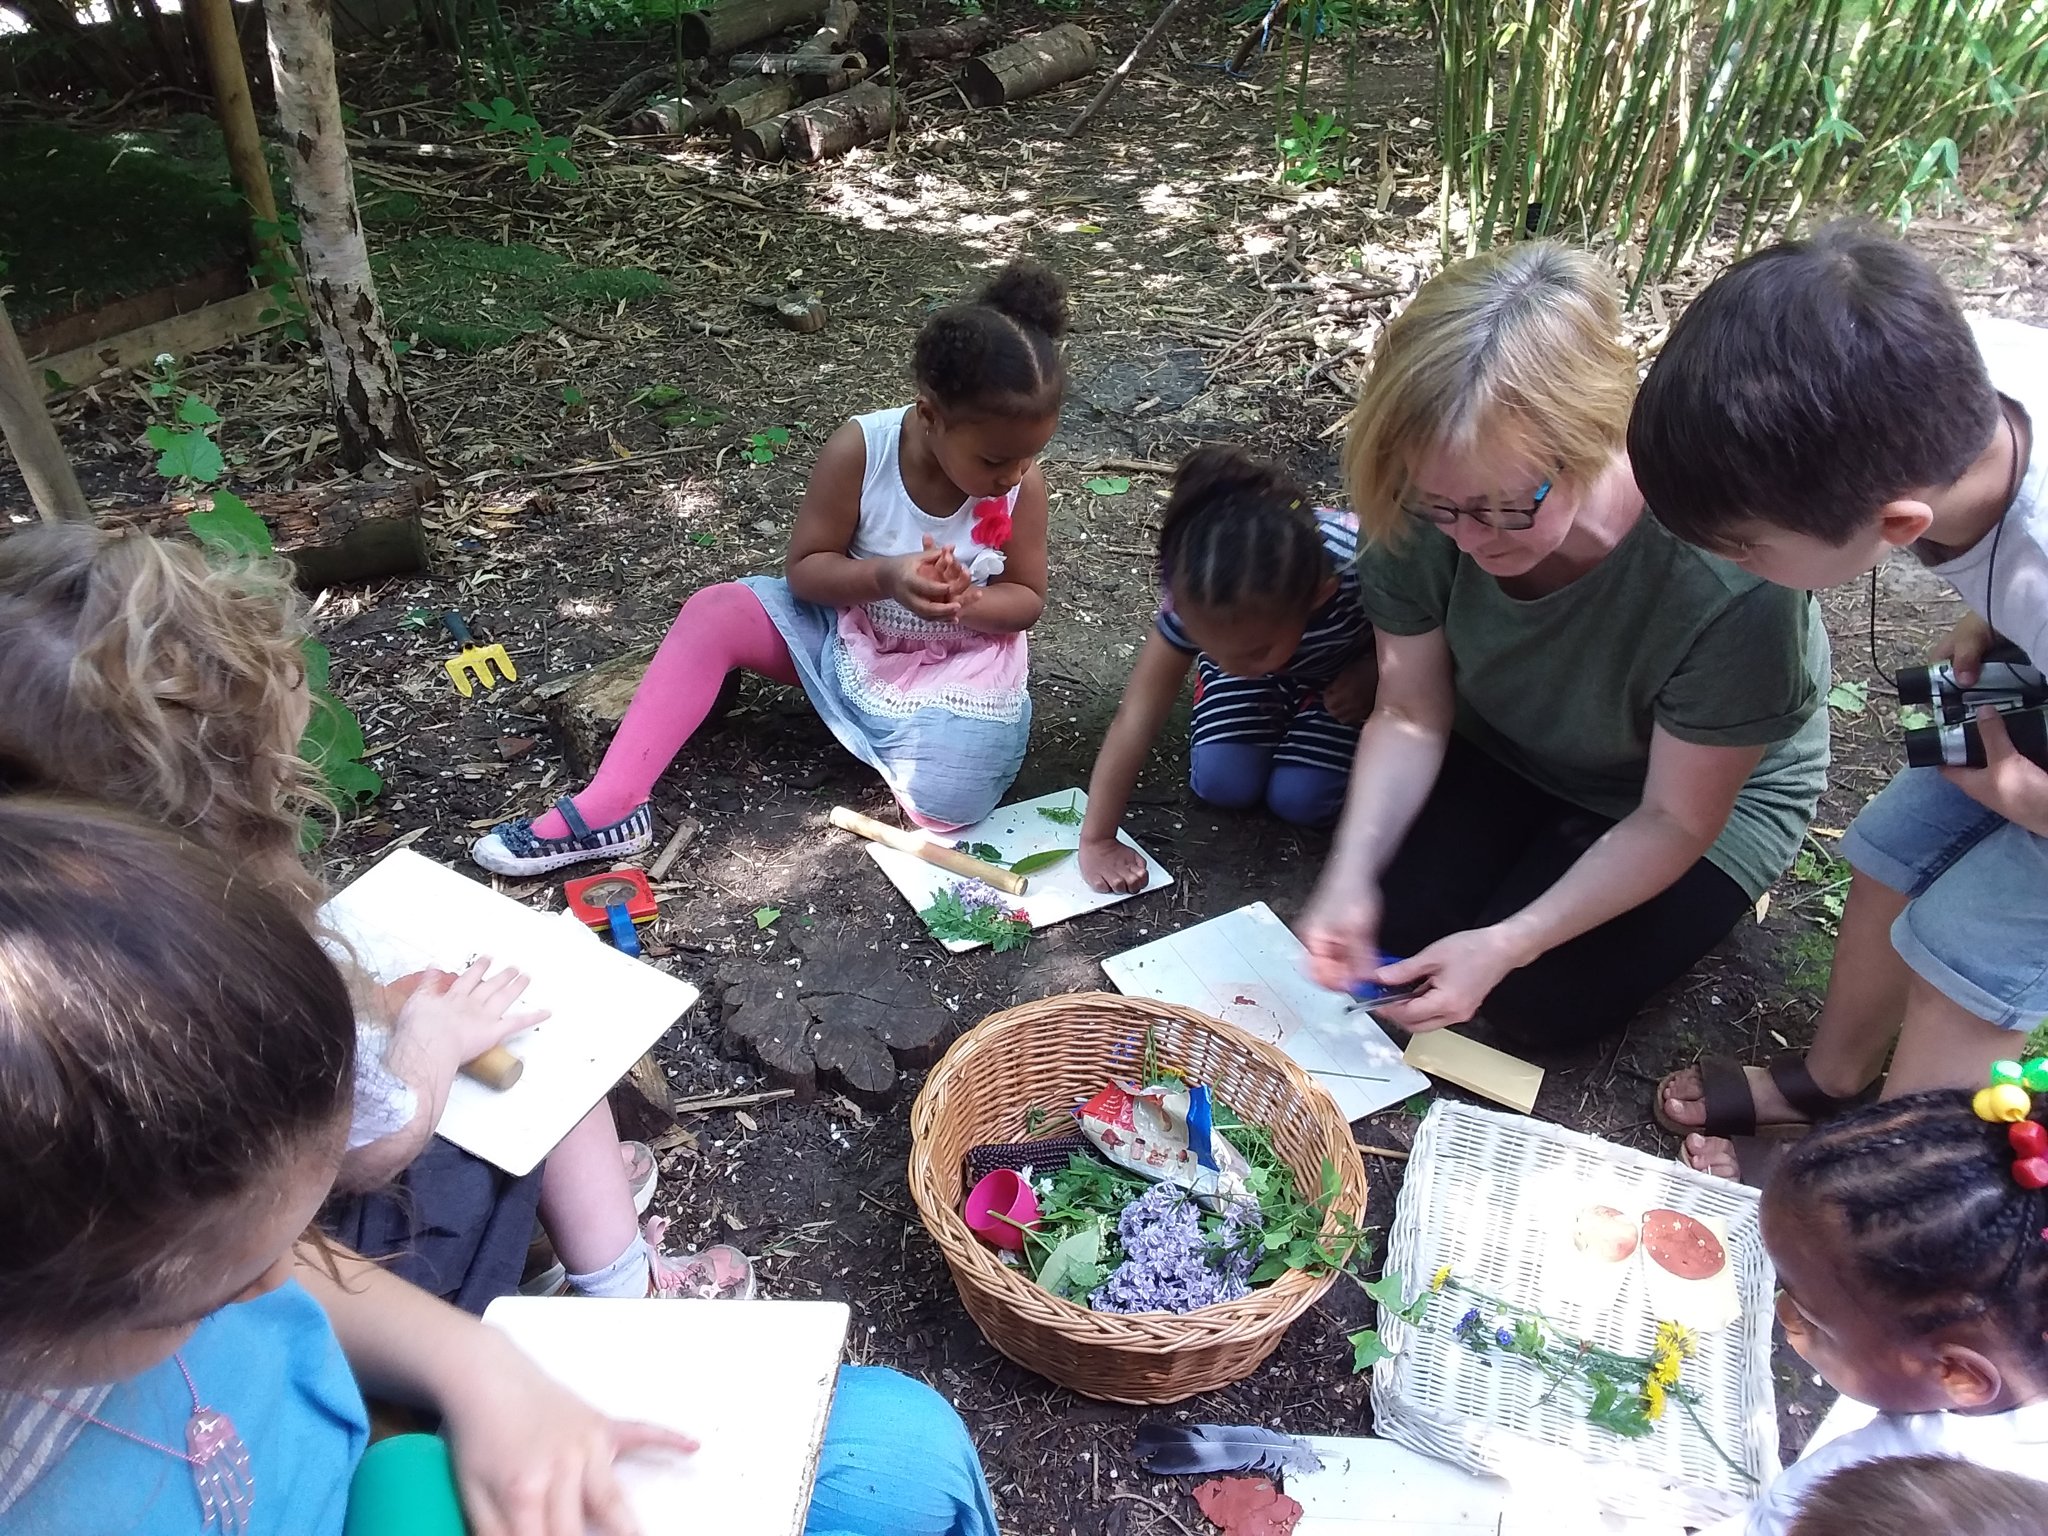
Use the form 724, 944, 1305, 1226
971, 498, 1013, 549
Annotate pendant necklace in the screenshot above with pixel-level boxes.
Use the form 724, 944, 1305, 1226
38, 1354, 252, 1533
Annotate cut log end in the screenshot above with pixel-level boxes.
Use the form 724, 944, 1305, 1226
783, 79, 899, 163
959, 23, 1099, 109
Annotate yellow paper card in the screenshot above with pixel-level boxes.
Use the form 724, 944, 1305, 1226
1402, 1029, 1544, 1114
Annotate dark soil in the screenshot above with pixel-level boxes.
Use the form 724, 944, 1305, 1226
6, 5, 2048, 1530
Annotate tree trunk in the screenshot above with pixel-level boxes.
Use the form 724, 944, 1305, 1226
190, 0, 284, 272
783, 78, 897, 162
852, 15, 996, 71
0, 297, 90, 522
678, 0, 826, 58
960, 24, 1098, 109
261, 0, 425, 474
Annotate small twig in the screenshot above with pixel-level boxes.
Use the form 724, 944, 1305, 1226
1355, 1142, 1411, 1162
649, 815, 703, 880
519, 445, 702, 480
1062, 0, 1195, 139
1080, 456, 1177, 476
670, 1087, 797, 1115
1107, 1490, 1201, 1536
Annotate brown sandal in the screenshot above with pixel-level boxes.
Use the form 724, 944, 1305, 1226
1653, 1052, 1878, 1140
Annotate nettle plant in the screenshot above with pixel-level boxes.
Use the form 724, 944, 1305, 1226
144, 366, 383, 839
463, 96, 581, 184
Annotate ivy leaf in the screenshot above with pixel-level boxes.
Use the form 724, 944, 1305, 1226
147, 425, 224, 483
1009, 847, 1075, 876
1086, 475, 1132, 496
1361, 1272, 1427, 1324
1349, 1328, 1394, 1371
186, 490, 274, 559
1825, 680, 1868, 715
176, 394, 221, 425
754, 906, 782, 929
1900, 706, 1935, 731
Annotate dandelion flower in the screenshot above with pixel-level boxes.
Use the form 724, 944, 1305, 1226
1431, 1265, 1452, 1291
1643, 1378, 1667, 1423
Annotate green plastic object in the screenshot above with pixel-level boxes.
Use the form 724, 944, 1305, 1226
345, 1434, 469, 1536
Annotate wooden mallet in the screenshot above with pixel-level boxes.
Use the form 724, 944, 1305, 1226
828, 806, 1028, 896
386, 970, 525, 1091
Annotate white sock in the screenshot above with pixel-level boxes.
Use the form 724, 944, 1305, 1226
565, 1237, 652, 1299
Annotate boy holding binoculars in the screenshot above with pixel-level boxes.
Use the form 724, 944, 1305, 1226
1626, 221, 2048, 1182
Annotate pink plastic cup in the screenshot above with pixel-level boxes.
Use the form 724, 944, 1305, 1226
963, 1168, 1041, 1251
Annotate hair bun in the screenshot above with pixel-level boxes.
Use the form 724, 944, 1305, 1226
980, 260, 1069, 340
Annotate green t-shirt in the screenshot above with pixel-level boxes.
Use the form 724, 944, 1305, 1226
1356, 513, 1831, 899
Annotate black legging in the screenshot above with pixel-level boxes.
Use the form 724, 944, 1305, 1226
1375, 735, 1753, 1055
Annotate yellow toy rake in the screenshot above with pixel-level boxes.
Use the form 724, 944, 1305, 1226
440, 611, 518, 696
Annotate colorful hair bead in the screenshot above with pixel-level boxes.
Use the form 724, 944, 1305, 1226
1977, 1083, 2033, 1124
1992, 1060, 2026, 1088
2012, 1120, 2048, 1159
2016, 1159, 2048, 1191
2027, 1060, 2048, 1094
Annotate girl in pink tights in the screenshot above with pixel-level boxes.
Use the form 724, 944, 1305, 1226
474, 261, 1066, 875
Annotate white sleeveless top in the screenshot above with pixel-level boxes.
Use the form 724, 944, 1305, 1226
851, 406, 1018, 582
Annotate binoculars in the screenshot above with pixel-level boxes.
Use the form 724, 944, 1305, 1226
1899, 645, 2048, 770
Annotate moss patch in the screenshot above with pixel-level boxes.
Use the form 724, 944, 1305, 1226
0, 118, 256, 328
373, 236, 666, 352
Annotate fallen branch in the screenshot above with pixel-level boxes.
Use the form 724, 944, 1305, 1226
1063, 0, 1193, 138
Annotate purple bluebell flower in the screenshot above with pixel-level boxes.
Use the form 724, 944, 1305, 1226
1456, 1307, 1482, 1333
1089, 1182, 1252, 1315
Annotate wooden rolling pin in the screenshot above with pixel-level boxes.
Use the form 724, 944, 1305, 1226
828, 805, 1028, 896
463, 1046, 525, 1091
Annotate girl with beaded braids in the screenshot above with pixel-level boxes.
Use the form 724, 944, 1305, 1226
1078, 447, 1376, 893
1737, 1081, 2048, 1534
476, 261, 1067, 874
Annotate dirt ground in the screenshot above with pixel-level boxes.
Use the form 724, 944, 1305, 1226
8, 4, 2048, 1529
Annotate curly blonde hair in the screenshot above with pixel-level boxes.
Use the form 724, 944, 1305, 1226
1342, 243, 1637, 544
0, 525, 328, 918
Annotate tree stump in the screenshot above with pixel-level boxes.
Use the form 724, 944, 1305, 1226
607, 1051, 677, 1143
514, 645, 656, 778
99, 476, 430, 589
853, 15, 997, 71
719, 928, 952, 1106
783, 80, 898, 162
680, 0, 828, 58
960, 24, 1098, 108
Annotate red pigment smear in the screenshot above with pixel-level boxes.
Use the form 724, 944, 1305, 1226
1193, 1476, 1303, 1536
1642, 1208, 1726, 1280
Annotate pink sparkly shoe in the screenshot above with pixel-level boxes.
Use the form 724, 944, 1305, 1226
643, 1217, 756, 1300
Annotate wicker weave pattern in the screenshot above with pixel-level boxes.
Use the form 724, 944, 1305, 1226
1371, 1102, 1779, 1527
908, 992, 1368, 1404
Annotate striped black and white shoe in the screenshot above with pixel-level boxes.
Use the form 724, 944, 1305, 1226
471, 796, 653, 876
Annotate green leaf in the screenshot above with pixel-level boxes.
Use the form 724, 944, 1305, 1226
1036, 794, 1084, 828
754, 906, 781, 929
176, 394, 221, 425
1362, 1272, 1420, 1320
147, 425, 224, 483
560, 385, 586, 407
1034, 1223, 1104, 1299
186, 491, 273, 559
302, 636, 332, 693
1349, 1329, 1393, 1371
689, 532, 716, 547
1825, 680, 1868, 715
1900, 706, 1936, 731
1401, 1093, 1430, 1118
463, 98, 497, 121
1009, 847, 1075, 876
959, 841, 1006, 862
763, 427, 791, 446
44, 369, 65, 392
1086, 476, 1132, 496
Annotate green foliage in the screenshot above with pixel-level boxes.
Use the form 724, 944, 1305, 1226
462, 97, 581, 184
251, 215, 310, 346
1825, 680, 1869, 715
147, 421, 225, 484
1348, 1329, 1394, 1369
1009, 848, 1076, 876
1432, 0, 2048, 297
960, 841, 1007, 862
553, 0, 705, 34
1034, 1222, 1109, 1299
1231, 0, 1419, 36
1037, 794, 1085, 828
745, 427, 793, 464
919, 886, 1034, 951
754, 906, 782, 928
186, 490, 272, 560
1085, 476, 1132, 496
374, 237, 664, 353
1278, 110, 1346, 184
1224, 1109, 1372, 1282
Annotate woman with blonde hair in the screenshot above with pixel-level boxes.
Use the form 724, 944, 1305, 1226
1298, 244, 1831, 1051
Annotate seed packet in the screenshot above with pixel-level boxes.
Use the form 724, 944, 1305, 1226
1076, 1080, 1256, 1212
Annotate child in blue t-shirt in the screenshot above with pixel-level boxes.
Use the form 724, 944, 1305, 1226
1079, 448, 1375, 892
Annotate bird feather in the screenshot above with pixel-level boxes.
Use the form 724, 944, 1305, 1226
1131, 1422, 1322, 1477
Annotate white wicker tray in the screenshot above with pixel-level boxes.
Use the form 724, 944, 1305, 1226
1371, 1102, 1778, 1526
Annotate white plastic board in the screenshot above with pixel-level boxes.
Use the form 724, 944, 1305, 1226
483, 1297, 847, 1536
1100, 903, 1429, 1121
320, 849, 699, 1176
1287, 1436, 1683, 1535
863, 788, 1172, 952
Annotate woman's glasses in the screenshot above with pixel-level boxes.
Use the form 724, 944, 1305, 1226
1401, 480, 1553, 531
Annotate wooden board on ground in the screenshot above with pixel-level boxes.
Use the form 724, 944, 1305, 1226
484, 1296, 848, 1536
320, 849, 699, 1175
1101, 902, 1429, 1121
858, 787, 1171, 952
34, 289, 282, 396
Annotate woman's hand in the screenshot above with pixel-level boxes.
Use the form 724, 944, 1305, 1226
1368, 926, 1528, 1033
390, 957, 547, 1064
1295, 874, 1383, 992
1080, 834, 1149, 893
441, 1336, 698, 1536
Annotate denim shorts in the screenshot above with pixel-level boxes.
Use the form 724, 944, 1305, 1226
1842, 768, 2048, 1030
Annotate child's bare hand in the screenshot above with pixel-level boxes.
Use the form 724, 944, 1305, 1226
1932, 611, 1997, 685
1080, 835, 1148, 893
443, 1338, 696, 1536
882, 548, 964, 620
1322, 655, 1380, 725
391, 957, 547, 1062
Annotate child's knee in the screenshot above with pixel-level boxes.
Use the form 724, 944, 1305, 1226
1265, 764, 1347, 827
1189, 743, 1272, 811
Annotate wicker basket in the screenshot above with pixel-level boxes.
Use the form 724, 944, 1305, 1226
907, 991, 1368, 1404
